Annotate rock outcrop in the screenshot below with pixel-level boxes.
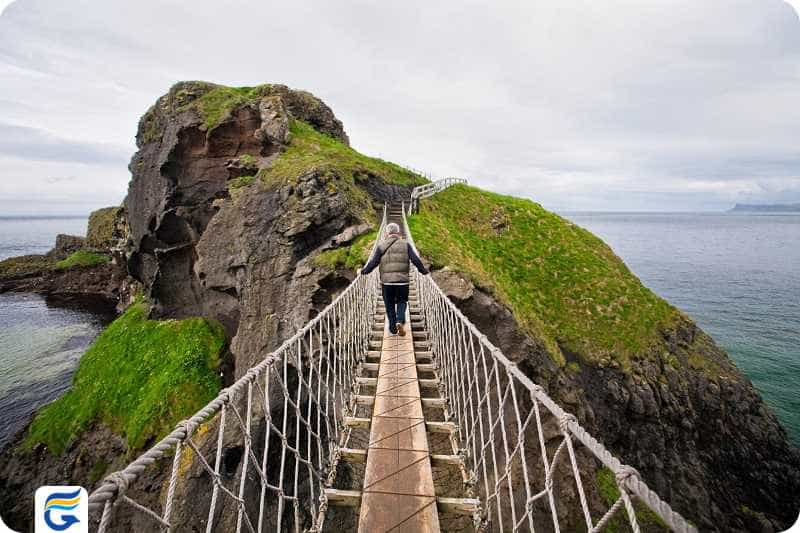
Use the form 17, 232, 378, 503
0, 209, 130, 304
125, 81, 419, 373
47, 234, 86, 259
0, 81, 426, 531
85, 206, 127, 250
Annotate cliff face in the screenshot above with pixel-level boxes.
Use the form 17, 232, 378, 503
124, 81, 423, 376
413, 187, 800, 532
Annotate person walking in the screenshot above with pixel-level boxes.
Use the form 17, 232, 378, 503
361, 222, 429, 336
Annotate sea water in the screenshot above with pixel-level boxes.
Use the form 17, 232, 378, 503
0, 216, 110, 448
565, 212, 800, 445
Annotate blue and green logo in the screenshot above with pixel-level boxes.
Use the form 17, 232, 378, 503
35, 487, 86, 532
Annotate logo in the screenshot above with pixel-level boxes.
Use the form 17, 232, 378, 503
34, 487, 87, 532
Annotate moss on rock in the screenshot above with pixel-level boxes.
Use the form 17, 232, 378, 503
86, 206, 123, 250
24, 300, 226, 455
54, 250, 109, 270
314, 230, 378, 271
0, 255, 56, 278
596, 467, 668, 532
260, 119, 426, 188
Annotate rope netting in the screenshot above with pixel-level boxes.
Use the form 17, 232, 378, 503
87, 208, 388, 532
85, 178, 695, 532
401, 196, 696, 533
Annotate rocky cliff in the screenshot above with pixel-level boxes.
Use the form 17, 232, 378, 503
0, 81, 425, 530
1, 81, 798, 532
124, 81, 423, 374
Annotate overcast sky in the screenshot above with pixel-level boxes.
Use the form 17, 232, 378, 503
1, 0, 799, 214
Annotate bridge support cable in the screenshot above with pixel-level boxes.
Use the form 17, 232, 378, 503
400, 192, 696, 533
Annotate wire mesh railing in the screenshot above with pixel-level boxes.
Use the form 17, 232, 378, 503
401, 200, 696, 533
87, 206, 388, 532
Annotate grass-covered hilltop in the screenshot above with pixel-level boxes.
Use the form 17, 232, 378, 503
410, 185, 705, 371
1, 81, 798, 532
406, 184, 799, 531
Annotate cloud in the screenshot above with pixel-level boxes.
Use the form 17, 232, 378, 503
0, 0, 799, 211
0, 122, 130, 165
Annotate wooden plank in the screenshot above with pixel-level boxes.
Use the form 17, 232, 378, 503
355, 395, 374, 406
421, 397, 447, 408
344, 416, 371, 429
426, 421, 457, 434
436, 497, 481, 515
325, 488, 362, 507
340, 448, 368, 463
431, 454, 463, 467
358, 313, 441, 533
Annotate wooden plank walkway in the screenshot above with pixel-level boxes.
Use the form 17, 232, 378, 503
358, 311, 441, 532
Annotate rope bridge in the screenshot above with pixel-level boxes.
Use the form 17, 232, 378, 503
86, 181, 695, 532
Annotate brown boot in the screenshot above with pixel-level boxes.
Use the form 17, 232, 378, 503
397, 323, 406, 337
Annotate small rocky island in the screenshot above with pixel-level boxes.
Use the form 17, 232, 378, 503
0, 81, 798, 532
728, 202, 800, 213
0, 206, 129, 305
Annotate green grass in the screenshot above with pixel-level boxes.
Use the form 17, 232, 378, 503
0, 254, 55, 278
259, 119, 428, 187
228, 175, 256, 190
238, 154, 258, 167
596, 467, 668, 532
408, 185, 681, 368
24, 300, 226, 455
314, 230, 378, 270
55, 250, 109, 270
188, 85, 262, 130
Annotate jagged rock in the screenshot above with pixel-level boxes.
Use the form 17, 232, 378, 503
85, 206, 126, 251
330, 222, 372, 248
432, 268, 474, 301
47, 234, 85, 259
255, 95, 290, 144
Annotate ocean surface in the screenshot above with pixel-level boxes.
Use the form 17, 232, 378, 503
564, 212, 800, 445
0, 214, 798, 449
0, 216, 113, 449
0, 216, 88, 261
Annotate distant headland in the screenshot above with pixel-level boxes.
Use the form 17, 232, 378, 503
728, 202, 800, 213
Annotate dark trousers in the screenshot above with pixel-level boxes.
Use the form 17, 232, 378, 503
381, 284, 409, 334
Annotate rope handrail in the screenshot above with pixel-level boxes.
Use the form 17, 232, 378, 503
88, 205, 389, 532
401, 198, 696, 533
